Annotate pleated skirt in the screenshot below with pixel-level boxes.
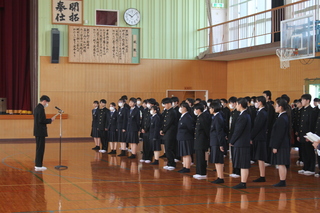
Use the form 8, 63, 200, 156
90, 127, 99, 137
126, 131, 139, 144
209, 145, 224, 164
117, 130, 126, 142
270, 148, 290, 165
232, 147, 251, 169
178, 140, 194, 156
153, 139, 161, 151
108, 131, 118, 142
252, 140, 267, 161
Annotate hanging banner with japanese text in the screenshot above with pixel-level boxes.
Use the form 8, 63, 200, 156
52, 0, 83, 25
69, 26, 140, 64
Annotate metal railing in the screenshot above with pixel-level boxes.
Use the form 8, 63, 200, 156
198, 0, 319, 54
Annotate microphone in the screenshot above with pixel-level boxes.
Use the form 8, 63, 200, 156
55, 106, 64, 113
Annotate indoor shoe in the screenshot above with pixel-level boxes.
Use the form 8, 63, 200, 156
253, 177, 266, 182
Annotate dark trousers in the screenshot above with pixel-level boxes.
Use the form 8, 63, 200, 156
35, 136, 45, 167
266, 132, 272, 163
302, 142, 315, 172
99, 130, 108, 151
164, 139, 176, 167
231, 146, 240, 175
195, 150, 207, 175
142, 133, 153, 160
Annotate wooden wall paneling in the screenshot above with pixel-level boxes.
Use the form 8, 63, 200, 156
152, 59, 173, 92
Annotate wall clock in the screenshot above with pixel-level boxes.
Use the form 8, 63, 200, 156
124, 8, 141, 26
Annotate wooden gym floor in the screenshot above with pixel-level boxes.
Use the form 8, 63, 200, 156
0, 138, 319, 213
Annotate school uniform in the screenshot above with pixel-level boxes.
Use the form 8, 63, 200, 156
126, 107, 141, 144
209, 112, 226, 164
299, 105, 317, 172
97, 107, 110, 151
194, 113, 210, 175
228, 109, 240, 175
177, 112, 195, 156
141, 108, 153, 160
90, 107, 99, 137
266, 101, 276, 163
161, 107, 177, 167
229, 110, 252, 169
293, 107, 303, 161
222, 106, 231, 135
251, 107, 268, 161
108, 110, 118, 142
149, 113, 161, 151
173, 106, 181, 159
33, 103, 52, 167
269, 112, 290, 165
117, 107, 128, 142
314, 109, 320, 172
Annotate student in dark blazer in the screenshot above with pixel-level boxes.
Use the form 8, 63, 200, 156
91, 100, 100, 150
97, 99, 110, 153
209, 102, 227, 184
108, 102, 118, 154
229, 98, 252, 189
293, 99, 303, 165
117, 98, 129, 157
176, 102, 195, 173
126, 97, 141, 159
33, 95, 55, 171
160, 98, 177, 170
298, 94, 317, 175
149, 106, 162, 165
193, 103, 210, 179
172, 96, 181, 162
251, 96, 268, 182
228, 96, 241, 177
270, 98, 291, 187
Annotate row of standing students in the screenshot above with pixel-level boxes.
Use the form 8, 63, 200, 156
90, 93, 294, 189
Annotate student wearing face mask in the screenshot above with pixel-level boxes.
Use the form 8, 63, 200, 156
209, 101, 226, 183
228, 96, 241, 178
140, 98, 156, 163
126, 97, 141, 159
251, 96, 268, 182
98, 99, 110, 153
176, 102, 195, 173
149, 106, 162, 165
117, 99, 129, 157
91, 101, 100, 150
193, 103, 210, 179
108, 102, 118, 154
33, 95, 55, 171
171, 96, 181, 163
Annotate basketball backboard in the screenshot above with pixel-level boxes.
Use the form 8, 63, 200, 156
280, 14, 315, 60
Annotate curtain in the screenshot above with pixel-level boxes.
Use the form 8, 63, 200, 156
0, 0, 31, 114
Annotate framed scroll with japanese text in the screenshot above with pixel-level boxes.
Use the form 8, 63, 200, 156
68, 26, 140, 64
52, 0, 83, 25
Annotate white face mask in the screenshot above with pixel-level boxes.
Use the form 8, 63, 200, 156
162, 103, 165, 107
137, 101, 141, 105
207, 103, 210, 107
229, 104, 234, 109
150, 110, 155, 115
45, 103, 49, 108
147, 103, 151, 109
110, 107, 115, 111
178, 107, 183, 114
318, 105, 320, 109
194, 110, 197, 116
118, 102, 123, 107
172, 102, 175, 107
254, 102, 259, 109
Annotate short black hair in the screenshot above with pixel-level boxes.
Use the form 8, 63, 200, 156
228, 96, 237, 103
301, 94, 311, 101
171, 96, 179, 103
200, 100, 207, 108
40, 95, 50, 102
147, 98, 156, 105
121, 95, 128, 100
251, 96, 257, 102
281, 94, 290, 103
263, 90, 272, 99
137, 97, 142, 101
93, 100, 99, 105
237, 98, 248, 109
143, 99, 148, 104
256, 96, 266, 106
209, 101, 221, 112
110, 102, 116, 107
129, 97, 137, 103
100, 99, 107, 104
180, 102, 190, 111
195, 98, 202, 102
245, 96, 251, 103
207, 99, 213, 104
314, 98, 320, 102
162, 98, 172, 104
186, 98, 195, 105
151, 105, 159, 112
221, 99, 228, 104
194, 103, 204, 112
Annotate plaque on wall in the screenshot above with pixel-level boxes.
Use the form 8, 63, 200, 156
52, 0, 83, 25
68, 25, 140, 64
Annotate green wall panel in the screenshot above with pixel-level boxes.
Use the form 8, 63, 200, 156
39, 0, 208, 60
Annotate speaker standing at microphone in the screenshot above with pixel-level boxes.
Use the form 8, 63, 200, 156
33, 95, 55, 171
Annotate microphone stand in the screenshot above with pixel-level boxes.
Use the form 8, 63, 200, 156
55, 109, 68, 170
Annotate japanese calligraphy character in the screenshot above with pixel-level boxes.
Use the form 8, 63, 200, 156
55, 13, 66, 22
69, 2, 80, 12
69, 13, 79, 22
55, 1, 67, 13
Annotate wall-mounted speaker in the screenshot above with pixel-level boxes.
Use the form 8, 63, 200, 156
51, 28, 60, 63
0, 98, 7, 114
